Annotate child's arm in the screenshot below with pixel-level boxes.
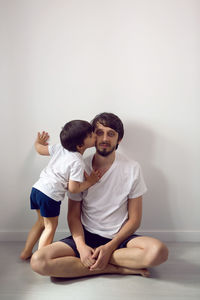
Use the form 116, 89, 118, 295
34, 131, 50, 156
68, 170, 101, 193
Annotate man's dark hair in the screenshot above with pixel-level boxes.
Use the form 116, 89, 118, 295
91, 112, 124, 141
60, 120, 93, 152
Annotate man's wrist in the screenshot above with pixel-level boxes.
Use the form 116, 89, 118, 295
75, 239, 87, 252
105, 240, 118, 252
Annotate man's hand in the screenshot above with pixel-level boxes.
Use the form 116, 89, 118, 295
36, 131, 49, 145
90, 244, 114, 271
78, 245, 96, 268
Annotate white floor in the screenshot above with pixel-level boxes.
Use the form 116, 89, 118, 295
0, 242, 200, 300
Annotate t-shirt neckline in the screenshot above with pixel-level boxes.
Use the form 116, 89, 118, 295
89, 152, 118, 179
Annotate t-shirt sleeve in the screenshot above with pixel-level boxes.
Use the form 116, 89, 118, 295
67, 190, 82, 201
48, 144, 60, 156
66, 155, 90, 202
128, 163, 147, 199
69, 160, 84, 182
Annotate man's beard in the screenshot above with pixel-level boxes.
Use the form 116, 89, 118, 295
96, 144, 116, 157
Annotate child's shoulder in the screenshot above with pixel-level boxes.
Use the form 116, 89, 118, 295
63, 149, 83, 164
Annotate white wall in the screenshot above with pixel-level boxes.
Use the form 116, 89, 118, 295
0, 0, 199, 242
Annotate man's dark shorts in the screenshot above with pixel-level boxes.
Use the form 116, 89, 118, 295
60, 228, 140, 257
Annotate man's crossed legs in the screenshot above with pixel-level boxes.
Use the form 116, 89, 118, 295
30, 233, 168, 278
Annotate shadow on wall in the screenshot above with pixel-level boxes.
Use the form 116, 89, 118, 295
120, 120, 174, 236
5, 146, 49, 240
9, 145, 69, 242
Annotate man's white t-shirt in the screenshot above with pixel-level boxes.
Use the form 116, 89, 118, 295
33, 144, 84, 202
68, 152, 147, 239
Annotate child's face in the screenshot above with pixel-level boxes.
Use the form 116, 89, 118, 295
83, 132, 96, 149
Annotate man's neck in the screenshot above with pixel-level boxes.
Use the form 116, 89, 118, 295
92, 151, 116, 170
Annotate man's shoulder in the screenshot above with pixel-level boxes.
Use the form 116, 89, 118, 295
116, 152, 140, 169
83, 153, 94, 164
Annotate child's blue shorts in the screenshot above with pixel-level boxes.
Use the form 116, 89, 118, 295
30, 188, 61, 218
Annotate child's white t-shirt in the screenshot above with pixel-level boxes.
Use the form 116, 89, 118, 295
68, 152, 147, 239
33, 144, 84, 202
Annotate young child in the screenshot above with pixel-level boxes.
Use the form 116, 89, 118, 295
20, 120, 100, 260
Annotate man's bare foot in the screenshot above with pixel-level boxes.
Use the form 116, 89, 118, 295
20, 249, 32, 260
117, 266, 150, 277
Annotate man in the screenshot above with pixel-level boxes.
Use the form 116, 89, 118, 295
31, 112, 168, 278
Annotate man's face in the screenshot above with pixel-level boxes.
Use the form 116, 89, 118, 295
94, 122, 120, 157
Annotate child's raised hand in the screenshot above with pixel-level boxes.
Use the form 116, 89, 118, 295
36, 131, 50, 145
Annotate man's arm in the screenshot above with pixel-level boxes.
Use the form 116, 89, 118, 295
34, 131, 50, 156
67, 199, 96, 268
90, 196, 142, 270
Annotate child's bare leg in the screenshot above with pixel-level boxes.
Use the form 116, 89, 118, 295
20, 210, 44, 260
38, 216, 58, 249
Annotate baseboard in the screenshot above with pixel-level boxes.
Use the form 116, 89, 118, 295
0, 230, 199, 242
0, 230, 71, 242
136, 230, 200, 242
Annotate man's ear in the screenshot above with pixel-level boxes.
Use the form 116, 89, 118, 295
115, 139, 122, 150
118, 139, 122, 145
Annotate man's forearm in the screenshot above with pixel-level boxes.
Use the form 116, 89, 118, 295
108, 196, 142, 250
107, 219, 140, 251
68, 217, 86, 251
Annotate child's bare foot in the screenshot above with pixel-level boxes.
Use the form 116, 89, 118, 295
20, 249, 32, 260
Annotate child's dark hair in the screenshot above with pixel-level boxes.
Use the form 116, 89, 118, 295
60, 120, 93, 152
91, 112, 124, 141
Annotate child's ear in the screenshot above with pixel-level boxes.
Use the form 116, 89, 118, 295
76, 144, 84, 151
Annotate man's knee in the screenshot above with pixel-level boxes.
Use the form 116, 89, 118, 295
30, 251, 49, 276
145, 242, 169, 267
